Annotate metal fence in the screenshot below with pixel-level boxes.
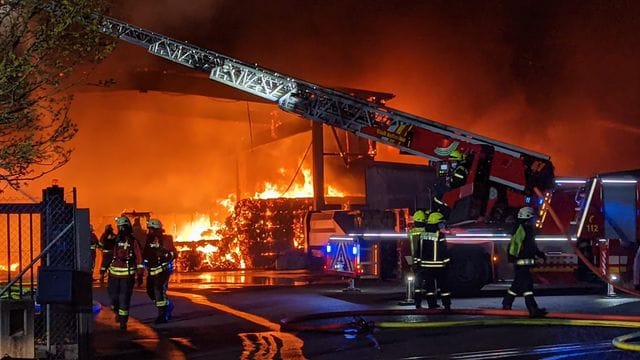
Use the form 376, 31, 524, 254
0, 185, 84, 359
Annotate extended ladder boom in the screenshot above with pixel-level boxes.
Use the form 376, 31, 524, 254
100, 15, 555, 217
100, 16, 549, 163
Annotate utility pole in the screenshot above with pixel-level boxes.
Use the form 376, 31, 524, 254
312, 122, 325, 211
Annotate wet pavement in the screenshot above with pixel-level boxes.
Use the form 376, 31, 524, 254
90, 271, 640, 359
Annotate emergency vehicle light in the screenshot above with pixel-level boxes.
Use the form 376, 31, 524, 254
328, 236, 355, 241
601, 179, 637, 184
555, 179, 587, 184
352, 246, 358, 255
326, 245, 332, 253
454, 233, 509, 237
347, 233, 405, 238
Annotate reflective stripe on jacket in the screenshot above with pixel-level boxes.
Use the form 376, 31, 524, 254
415, 227, 450, 268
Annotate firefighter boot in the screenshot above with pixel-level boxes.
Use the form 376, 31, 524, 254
525, 295, 547, 318
119, 315, 128, 330
426, 295, 439, 309
166, 300, 174, 321
414, 292, 422, 309
502, 291, 515, 310
155, 306, 168, 324
112, 306, 120, 323
442, 296, 452, 311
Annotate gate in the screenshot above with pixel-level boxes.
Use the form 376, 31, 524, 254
0, 185, 90, 359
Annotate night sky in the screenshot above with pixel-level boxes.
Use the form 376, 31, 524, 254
11, 1, 640, 228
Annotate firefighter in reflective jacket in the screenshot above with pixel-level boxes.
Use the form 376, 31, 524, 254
108, 216, 144, 330
98, 224, 117, 284
502, 206, 548, 318
448, 150, 469, 189
142, 218, 176, 324
411, 211, 451, 309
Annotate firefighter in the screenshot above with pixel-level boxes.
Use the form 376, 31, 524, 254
98, 224, 117, 284
89, 225, 99, 276
448, 150, 469, 189
107, 216, 144, 330
502, 206, 548, 318
142, 218, 177, 324
412, 211, 451, 310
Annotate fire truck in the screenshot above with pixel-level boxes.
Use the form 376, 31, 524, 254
96, 15, 639, 296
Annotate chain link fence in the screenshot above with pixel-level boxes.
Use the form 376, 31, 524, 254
0, 186, 83, 359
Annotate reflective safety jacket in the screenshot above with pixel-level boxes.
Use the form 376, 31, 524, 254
412, 224, 450, 268
108, 233, 143, 278
142, 234, 177, 276
508, 222, 543, 266
90, 231, 99, 252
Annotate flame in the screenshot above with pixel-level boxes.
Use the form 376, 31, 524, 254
254, 168, 344, 199
172, 166, 346, 271
175, 214, 223, 242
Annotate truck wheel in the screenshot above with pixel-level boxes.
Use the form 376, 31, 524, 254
447, 246, 490, 297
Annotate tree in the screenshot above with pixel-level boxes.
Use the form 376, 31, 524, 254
0, 0, 113, 189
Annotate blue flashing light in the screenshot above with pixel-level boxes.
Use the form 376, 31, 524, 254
326, 244, 332, 253
352, 246, 358, 255
538, 198, 544, 205
525, 196, 531, 204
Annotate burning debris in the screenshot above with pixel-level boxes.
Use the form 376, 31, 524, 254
175, 197, 313, 271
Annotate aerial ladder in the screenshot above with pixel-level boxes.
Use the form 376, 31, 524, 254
98, 16, 555, 225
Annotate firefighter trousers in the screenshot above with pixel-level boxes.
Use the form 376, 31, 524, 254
502, 265, 541, 311
107, 275, 135, 322
146, 271, 170, 307
415, 266, 451, 309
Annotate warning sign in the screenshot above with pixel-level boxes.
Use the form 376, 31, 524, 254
328, 241, 355, 275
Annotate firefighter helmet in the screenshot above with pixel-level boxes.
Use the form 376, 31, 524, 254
449, 150, 464, 161
116, 216, 131, 227
147, 218, 163, 230
518, 207, 535, 219
413, 210, 427, 223
427, 211, 445, 224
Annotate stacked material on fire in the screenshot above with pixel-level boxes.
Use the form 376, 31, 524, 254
176, 198, 313, 272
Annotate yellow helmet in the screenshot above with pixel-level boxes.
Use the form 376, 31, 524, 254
427, 212, 445, 224
449, 150, 464, 161
413, 210, 427, 223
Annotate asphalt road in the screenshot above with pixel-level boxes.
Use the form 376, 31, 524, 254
91, 271, 640, 359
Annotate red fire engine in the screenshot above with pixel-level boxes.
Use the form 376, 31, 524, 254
97, 14, 639, 296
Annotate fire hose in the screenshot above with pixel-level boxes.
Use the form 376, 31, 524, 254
279, 189, 640, 352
